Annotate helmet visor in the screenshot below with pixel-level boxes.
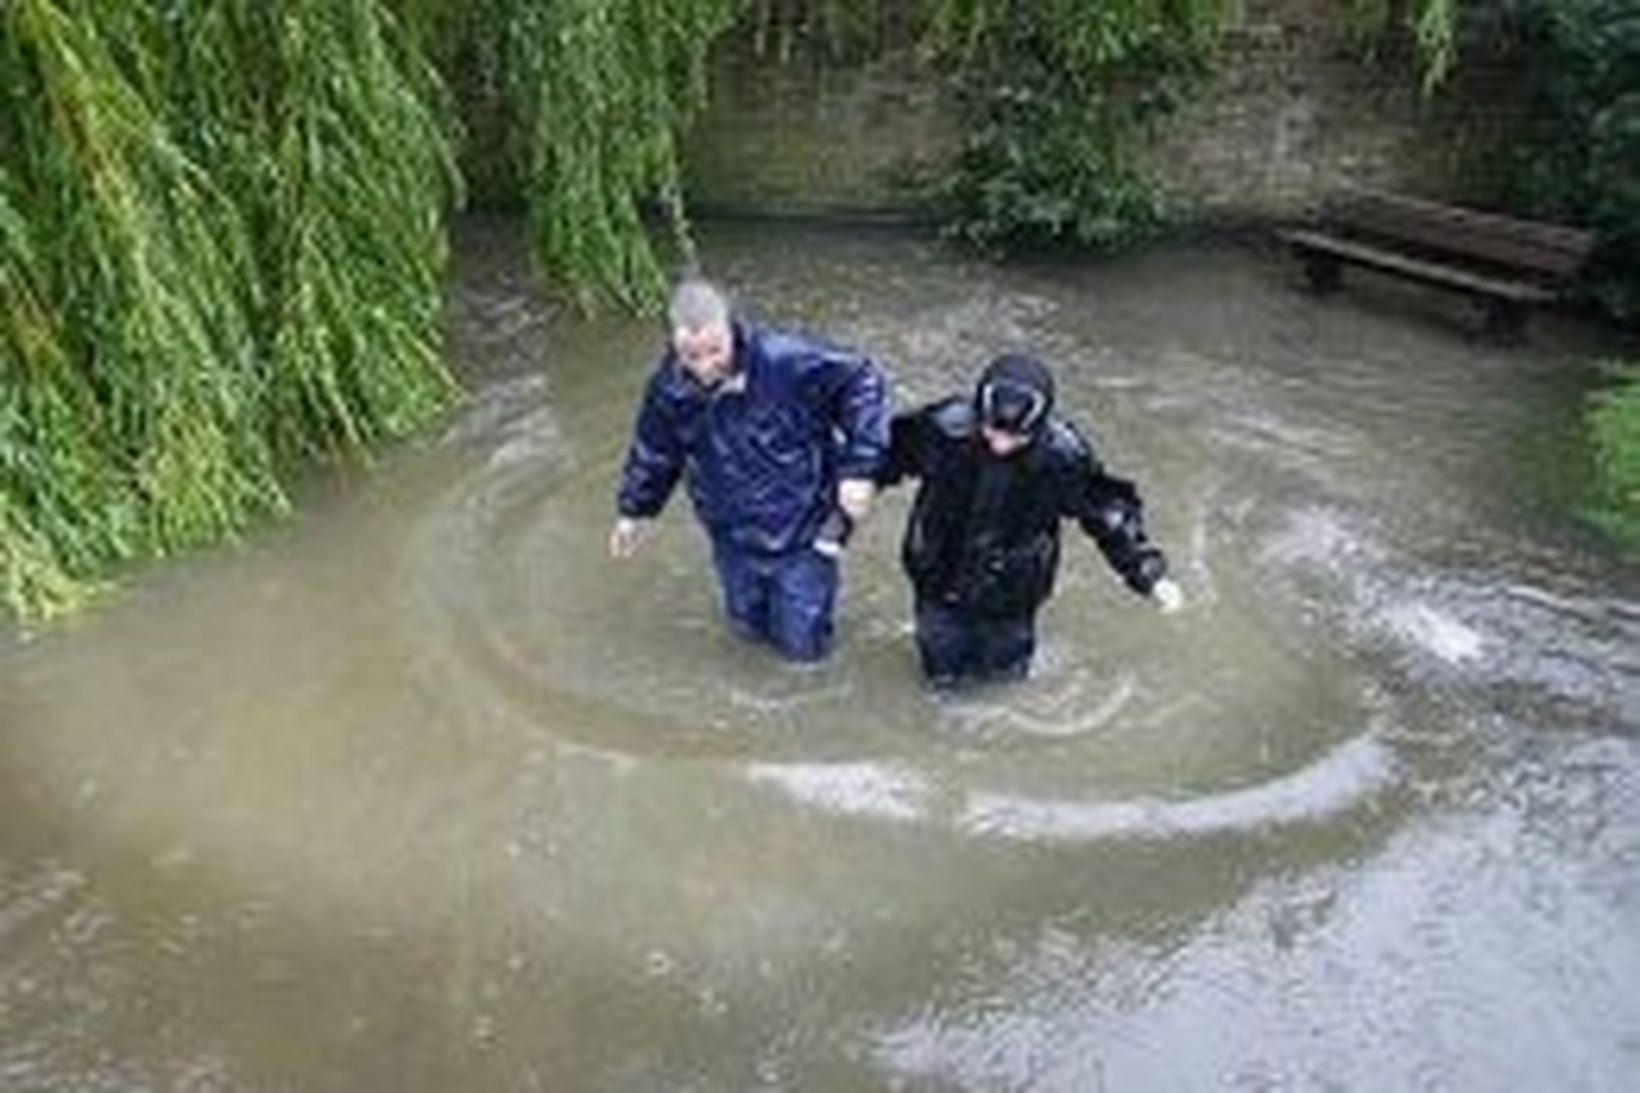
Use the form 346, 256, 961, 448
979, 379, 1048, 436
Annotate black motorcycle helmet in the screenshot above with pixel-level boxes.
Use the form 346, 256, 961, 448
974, 353, 1055, 439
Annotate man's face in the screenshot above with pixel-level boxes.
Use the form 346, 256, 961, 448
976, 375, 1046, 458
981, 424, 1031, 458
673, 320, 734, 387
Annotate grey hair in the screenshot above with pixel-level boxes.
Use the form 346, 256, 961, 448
668, 277, 730, 331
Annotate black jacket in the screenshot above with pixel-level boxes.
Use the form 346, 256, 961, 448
880, 398, 1167, 618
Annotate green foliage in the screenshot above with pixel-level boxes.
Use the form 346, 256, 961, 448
1489, 0, 1640, 548
1339, 0, 1639, 548
1410, 0, 1460, 90
16, 0, 1626, 614
508, 0, 739, 311
1346, 0, 1461, 93
1, 0, 458, 619
1504, 0, 1640, 323
410, 0, 741, 312
2, 0, 744, 618
414, 0, 1239, 290
1584, 362, 1640, 550
1343, 1, 1639, 323
924, 0, 1230, 252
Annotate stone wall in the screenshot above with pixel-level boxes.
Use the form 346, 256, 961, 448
682, 39, 956, 218
1148, 0, 1520, 219
681, 2, 1521, 221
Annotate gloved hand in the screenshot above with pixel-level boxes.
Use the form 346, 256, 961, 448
837, 477, 876, 522
608, 516, 649, 559
1151, 577, 1184, 614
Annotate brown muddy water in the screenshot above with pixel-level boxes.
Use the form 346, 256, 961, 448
3, 219, 1638, 1091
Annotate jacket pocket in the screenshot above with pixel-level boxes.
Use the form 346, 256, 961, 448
964, 536, 1055, 617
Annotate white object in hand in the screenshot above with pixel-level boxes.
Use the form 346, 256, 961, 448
1151, 577, 1184, 614
609, 516, 647, 559
837, 477, 875, 522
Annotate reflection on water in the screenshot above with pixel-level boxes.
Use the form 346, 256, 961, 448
2, 220, 1637, 1090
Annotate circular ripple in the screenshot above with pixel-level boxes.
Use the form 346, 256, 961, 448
397, 372, 1402, 843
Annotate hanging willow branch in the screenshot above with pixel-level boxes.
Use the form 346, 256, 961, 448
0, 0, 1354, 620
496, 0, 740, 311
1346, 0, 1463, 92
397, 0, 740, 310
1, 0, 458, 619
2, 0, 742, 619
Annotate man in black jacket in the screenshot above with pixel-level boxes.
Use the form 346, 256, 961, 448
878, 353, 1182, 687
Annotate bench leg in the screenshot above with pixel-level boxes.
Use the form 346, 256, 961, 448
1302, 253, 1342, 295
1480, 298, 1528, 343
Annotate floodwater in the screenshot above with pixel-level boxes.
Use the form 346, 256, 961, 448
3, 219, 1637, 1091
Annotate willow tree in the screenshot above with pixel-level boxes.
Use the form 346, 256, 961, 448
408, 0, 741, 311
2, 0, 458, 618
13, 0, 1614, 621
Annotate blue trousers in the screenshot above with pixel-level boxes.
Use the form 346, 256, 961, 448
914, 599, 1037, 687
711, 542, 839, 662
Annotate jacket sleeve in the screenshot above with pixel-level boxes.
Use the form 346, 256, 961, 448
796, 346, 890, 480
615, 369, 684, 518
877, 406, 936, 487
1061, 439, 1168, 595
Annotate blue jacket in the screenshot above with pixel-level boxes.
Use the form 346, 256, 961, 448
616, 321, 889, 555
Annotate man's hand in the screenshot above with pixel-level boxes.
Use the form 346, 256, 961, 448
837, 478, 875, 523
1151, 577, 1184, 614
609, 516, 648, 559
815, 478, 874, 560
813, 508, 853, 559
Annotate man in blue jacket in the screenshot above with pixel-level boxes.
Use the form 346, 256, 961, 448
610, 278, 889, 662
879, 352, 1182, 687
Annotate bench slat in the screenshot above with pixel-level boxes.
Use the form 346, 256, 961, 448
1280, 229, 1556, 303
1326, 189, 1594, 280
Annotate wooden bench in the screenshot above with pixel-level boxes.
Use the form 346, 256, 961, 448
1278, 188, 1595, 339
